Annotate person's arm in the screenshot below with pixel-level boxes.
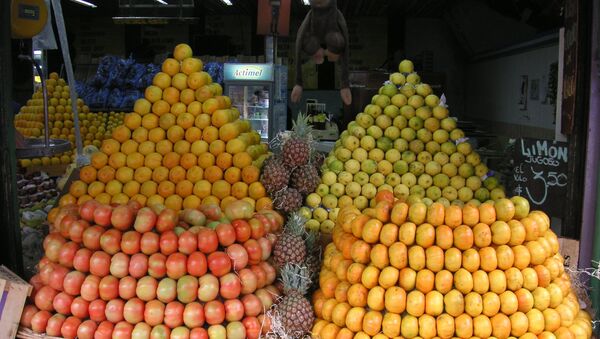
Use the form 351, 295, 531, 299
295, 13, 311, 87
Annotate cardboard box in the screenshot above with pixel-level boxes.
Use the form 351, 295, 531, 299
558, 237, 580, 269
0, 266, 32, 339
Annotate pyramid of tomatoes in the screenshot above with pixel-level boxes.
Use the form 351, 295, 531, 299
20, 199, 283, 339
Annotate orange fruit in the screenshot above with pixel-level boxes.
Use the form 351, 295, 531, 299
161, 58, 181, 76
202, 195, 220, 206
198, 152, 216, 169
91, 152, 108, 169
123, 181, 140, 197
147, 195, 165, 207
124, 113, 142, 130
159, 113, 176, 130
176, 112, 195, 129
162, 87, 180, 105
152, 100, 171, 116
232, 152, 253, 168
165, 195, 183, 211
186, 166, 204, 182
145, 85, 163, 102
171, 73, 188, 91
97, 166, 116, 183
158, 181, 176, 198
126, 152, 144, 169
130, 194, 147, 206
134, 167, 152, 183
202, 98, 219, 114
187, 72, 208, 90
182, 195, 201, 210
95, 193, 112, 205
152, 166, 170, 183
195, 85, 213, 102
185, 127, 202, 142
173, 140, 191, 155
169, 166, 187, 184
224, 167, 241, 184
193, 180, 211, 198
105, 180, 123, 196
256, 197, 272, 210
142, 114, 159, 130
216, 152, 233, 169
162, 152, 181, 169
101, 139, 121, 155
87, 181, 105, 197
115, 167, 134, 183
195, 114, 211, 129
175, 180, 194, 197
241, 165, 259, 184
79, 166, 97, 184
144, 152, 163, 169
138, 141, 155, 155
204, 165, 223, 183
170, 102, 187, 116
248, 182, 266, 199
69, 180, 88, 198
140, 181, 158, 197
181, 57, 202, 75
108, 152, 127, 168
180, 153, 197, 169
173, 44, 193, 61
167, 125, 185, 143
231, 182, 248, 199
188, 101, 202, 116
153, 72, 172, 89
134, 98, 151, 115
132, 127, 149, 143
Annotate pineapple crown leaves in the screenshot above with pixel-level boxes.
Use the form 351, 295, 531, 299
291, 112, 313, 140
283, 212, 309, 238
279, 263, 312, 296
304, 229, 322, 257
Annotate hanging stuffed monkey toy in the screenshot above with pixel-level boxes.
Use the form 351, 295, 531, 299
291, 0, 352, 106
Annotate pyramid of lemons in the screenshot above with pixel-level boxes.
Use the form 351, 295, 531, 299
63, 44, 271, 211
302, 60, 505, 234
312, 197, 593, 339
14, 72, 124, 168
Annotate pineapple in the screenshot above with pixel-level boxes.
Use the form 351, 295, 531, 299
273, 187, 303, 213
290, 164, 320, 195
273, 213, 307, 269
282, 113, 312, 168
260, 156, 290, 194
304, 229, 322, 280
275, 264, 314, 335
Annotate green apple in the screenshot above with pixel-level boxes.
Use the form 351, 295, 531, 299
433, 173, 450, 188
441, 141, 457, 155
408, 95, 424, 109
426, 186, 442, 200
377, 160, 393, 176
335, 147, 352, 162
391, 93, 408, 107
385, 149, 401, 163
417, 128, 432, 143
337, 171, 353, 185
417, 151, 433, 164
433, 105, 449, 119
442, 163, 458, 177
458, 187, 473, 202
298, 206, 312, 220
370, 173, 386, 187
393, 184, 410, 201
400, 84, 416, 97
406, 73, 421, 85
450, 128, 465, 141
416, 106, 432, 120
365, 104, 383, 117
322, 194, 338, 209
386, 173, 402, 186
320, 220, 335, 233
424, 117, 440, 132
352, 148, 368, 162
344, 159, 360, 174
436, 197, 450, 207
433, 130, 449, 144
322, 171, 337, 186
450, 153, 465, 167
306, 193, 321, 207
401, 173, 417, 187
368, 149, 385, 162
400, 105, 416, 118
442, 186, 458, 201
401, 151, 416, 163
361, 183, 377, 199
425, 94, 439, 107
398, 59, 414, 73
316, 184, 330, 197
393, 116, 408, 130
418, 173, 433, 188
401, 127, 417, 141
440, 117, 457, 131
458, 163, 474, 178
474, 187, 490, 202
376, 115, 392, 129
450, 176, 465, 190
360, 135, 376, 150
367, 125, 383, 139
510, 196, 530, 219
377, 137, 393, 151
356, 113, 374, 128
465, 176, 482, 191
354, 171, 370, 186
345, 182, 362, 198
425, 161, 442, 176
374, 95, 391, 108
409, 161, 424, 176
361, 159, 378, 174
329, 159, 344, 173
390, 72, 406, 86
394, 160, 409, 175
409, 185, 425, 198
384, 105, 400, 118
456, 142, 472, 156
353, 196, 369, 210
409, 139, 425, 153
380, 83, 398, 97
433, 152, 449, 166
408, 116, 424, 130
394, 138, 409, 152
490, 187, 505, 200
306, 219, 320, 232
313, 207, 328, 222
330, 183, 345, 197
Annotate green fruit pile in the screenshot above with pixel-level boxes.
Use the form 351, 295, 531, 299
302, 60, 505, 234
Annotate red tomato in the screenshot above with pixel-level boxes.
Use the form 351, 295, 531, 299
171, 326, 191, 339
29, 274, 43, 299
239, 268, 258, 295
150, 324, 171, 338
144, 299, 165, 326
98, 275, 119, 301
38, 261, 55, 286
252, 213, 271, 234
57, 242, 79, 269
241, 294, 263, 317
243, 239, 262, 265
112, 321, 134, 338
199, 204, 222, 221
226, 321, 247, 339
198, 274, 219, 302
52, 292, 74, 315
260, 261, 276, 285
219, 272, 241, 300
109, 252, 130, 278
226, 244, 248, 270
250, 265, 267, 289
160, 230, 178, 255
242, 316, 261, 339
121, 230, 142, 255
82, 226, 103, 251
59, 214, 78, 239
118, 276, 137, 300
157, 278, 177, 303
77, 319, 98, 339
129, 253, 149, 278
127, 200, 142, 214
187, 251, 207, 277
60, 316, 81, 339
216, 223, 236, 247
73, 248, 92, 273
133, 207, 156, 233
93, 204, 112, 227
105, 298, 125, 323
69, 219, 90, 243
30, 310, 52, 333
166, 252, 188, 279
88, 299, 106, 322
89, 251, 111, 277
63, 271, 85, 296
204, 300, 225, 325
257, 314, 271, 333
136, 276, 158, 301
70, 296, 90, 319
232, 219, 251, 243
44, 233, 66, 262
48, 264, 69, 291
178, 230, 198, 254
111, 205, 135, 231
79, 200, 99, 222
177, 275, 199, 304
197, 228, 219, 254
99, 228, 122, 255
141, 231, 160, 255
80, 275, 100, 301
132, 322, 152, 338
164, 301, 185, 328
224, 299, 245, 322
148, 253, 167, 278
248, 218, 265, 239
94, 321, 114, 339
183, 302, 205, 328
35, 286, 58, 311
255, 288, 274, 309
19, 304, 39, 328
156, 208, 178, 233
45, 313, 66, 336
258, 237, 272, 261
123, 297, 145, 324
207, 251, 232, 277
190, 327, 209, 339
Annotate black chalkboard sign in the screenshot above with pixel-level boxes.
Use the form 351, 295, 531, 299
511, 138, 569, 217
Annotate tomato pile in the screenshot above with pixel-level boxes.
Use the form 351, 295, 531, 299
312, 195, 593, 339
20, 199, 283, 338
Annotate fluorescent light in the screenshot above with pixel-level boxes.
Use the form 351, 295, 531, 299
221, 0, 233, 5
154, 0, 168, 4
69, 0, 97, 8
302, 0, 310, 5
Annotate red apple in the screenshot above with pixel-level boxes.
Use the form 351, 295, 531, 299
160, 230, 178, 255
105, 299, 125, 323
119, 276, 137, 300
216, 223, 236, 247
164, 301, 185, 329
109, 252, 130, 278
197, 228, 219, 254
69, 219, 89, 243
166, 252, 187, 279
98, 275, 119, 301
79, 200, 99, 222
207, 251, 232, 277
219, 272, 241, 300
232, 219, 251, 243
144, 299, 165, 326
88, 299, 106, 322
82, 226, 103, 251
224, 299, 245, 322
70, 296, 89, 319
183, 302, 205, 328
80, 275, 100, 301
123, 297, 145, 324
99, 228, 122, 255
177, 275, 199, 304
136, 276, 158, 301
178, 230, 198, 254
239, 268, 258, 295
129, 253, 149, 278
89, 251, 111, 277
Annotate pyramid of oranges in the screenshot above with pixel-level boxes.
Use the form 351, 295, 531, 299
312, 196, 593, 339
63, 44, 271, 211
14, 72, 124, 168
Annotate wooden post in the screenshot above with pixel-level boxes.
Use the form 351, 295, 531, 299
0, 0, 24, 274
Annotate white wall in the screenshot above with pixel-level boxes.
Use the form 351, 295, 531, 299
465, 42, 558, 134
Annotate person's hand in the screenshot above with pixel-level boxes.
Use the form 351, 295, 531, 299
291, 85, 304, 103
340, 87, 351, 106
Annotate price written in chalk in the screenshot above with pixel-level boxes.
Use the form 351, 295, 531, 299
511, 138, 568, 217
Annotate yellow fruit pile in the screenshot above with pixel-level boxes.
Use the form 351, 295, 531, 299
15, 72, 124, 168
312, 197, 592, 339
61, 44, 271, 211
302, 60, 505, 234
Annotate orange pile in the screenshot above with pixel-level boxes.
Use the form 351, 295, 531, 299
312, 194, 593, 339
61, 44, 271, 211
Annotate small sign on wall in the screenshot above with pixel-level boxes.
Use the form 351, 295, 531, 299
519, 75, 528, 110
